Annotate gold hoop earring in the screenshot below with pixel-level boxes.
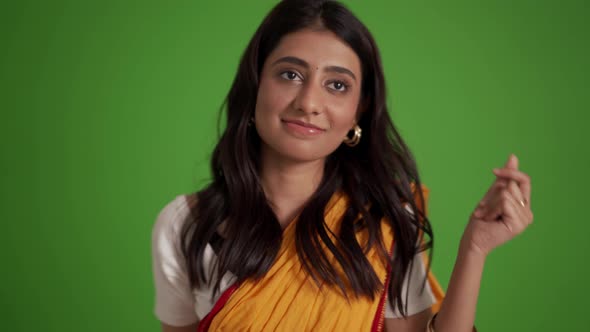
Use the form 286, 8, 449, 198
343, 124, 362, 147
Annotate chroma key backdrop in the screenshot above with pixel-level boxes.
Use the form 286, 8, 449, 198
1, 1, 588, 331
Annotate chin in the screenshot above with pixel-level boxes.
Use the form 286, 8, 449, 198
264, 141, 332, 163
282, 147, 328, 163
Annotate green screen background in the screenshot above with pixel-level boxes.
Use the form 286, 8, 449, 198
2, 0, 588, 331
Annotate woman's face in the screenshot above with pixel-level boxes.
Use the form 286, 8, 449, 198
254, 28, 362, 163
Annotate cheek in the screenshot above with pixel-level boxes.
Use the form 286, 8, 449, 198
255, 78, 292, 117
317, 108, 357, 152
327, 89, 361, 126
329, 104, 358, 133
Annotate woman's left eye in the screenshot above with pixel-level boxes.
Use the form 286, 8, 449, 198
327, 81, 348, 92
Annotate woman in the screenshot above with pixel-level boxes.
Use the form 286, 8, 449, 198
152, 1, 534, 331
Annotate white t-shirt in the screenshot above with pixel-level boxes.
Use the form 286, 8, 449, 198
152, 195, 437, 327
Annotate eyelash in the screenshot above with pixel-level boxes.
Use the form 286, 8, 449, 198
279, 70, 350, 93
327, 80, 349, 92
280, 70, 301, 81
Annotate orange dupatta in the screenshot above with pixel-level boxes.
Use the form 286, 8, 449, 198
198, 185, 444, 331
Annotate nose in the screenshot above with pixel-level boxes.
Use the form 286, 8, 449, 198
293, 81, 322, 115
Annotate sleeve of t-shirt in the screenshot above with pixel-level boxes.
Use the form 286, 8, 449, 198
384, 200, 437, 318
151, 195, 200, 326
383, 249, 437, 318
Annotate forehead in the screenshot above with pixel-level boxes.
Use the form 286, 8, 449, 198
265, 28, 362, 76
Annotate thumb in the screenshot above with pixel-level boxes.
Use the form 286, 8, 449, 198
496, 154, 518, 186
504, 153, 519, 170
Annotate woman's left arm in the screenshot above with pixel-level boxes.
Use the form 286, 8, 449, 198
383, 248, 486, 332
433, 154, 534, 332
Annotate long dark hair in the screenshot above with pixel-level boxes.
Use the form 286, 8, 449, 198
181, 0, 433, 318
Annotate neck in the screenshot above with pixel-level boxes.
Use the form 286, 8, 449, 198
260, 149, 325, 228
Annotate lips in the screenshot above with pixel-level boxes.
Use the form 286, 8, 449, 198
281, 119, 326, 131
280, 118, 326, 137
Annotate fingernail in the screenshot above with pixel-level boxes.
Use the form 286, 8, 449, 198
493, 168, 500, 173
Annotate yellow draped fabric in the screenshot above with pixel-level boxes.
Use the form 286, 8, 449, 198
203, 185, 444, 331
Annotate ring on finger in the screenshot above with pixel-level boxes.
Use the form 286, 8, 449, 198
507, 180, 526, 208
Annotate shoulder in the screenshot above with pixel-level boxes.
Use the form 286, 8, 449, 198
152, 194, 195, 255
151, 194, 202, 326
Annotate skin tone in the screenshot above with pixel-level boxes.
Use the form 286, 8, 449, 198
253, 27, 362, 226
162, 28, 534, 332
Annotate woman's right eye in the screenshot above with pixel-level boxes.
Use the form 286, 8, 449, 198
280, 71, 301, 81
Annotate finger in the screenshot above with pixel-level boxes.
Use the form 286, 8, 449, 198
506, 180, 526, 208
492, 168, 531, 205
504, 154, 519, 170
482, 191, 504, 221
501, 195, 528, 234
478, 180, 506, 209
493, 154, 516, 191
502, 186, 533, 228
476, 155, 521, 215
492, 168, 528, 183
506, 193, 532, 233
484, 190, 526, 234
482, 187, 521, 222
474, 177, 508, 218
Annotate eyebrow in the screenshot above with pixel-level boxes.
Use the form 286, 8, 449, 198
272, 56, 357, 81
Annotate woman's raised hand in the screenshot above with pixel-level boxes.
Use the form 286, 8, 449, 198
461, 154, 534, 256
